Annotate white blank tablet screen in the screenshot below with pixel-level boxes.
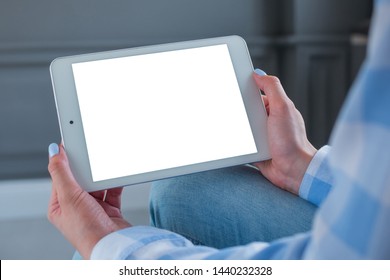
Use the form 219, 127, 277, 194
72, 44, 258, 182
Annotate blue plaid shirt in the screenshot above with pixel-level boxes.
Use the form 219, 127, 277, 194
91, 0, 390, 259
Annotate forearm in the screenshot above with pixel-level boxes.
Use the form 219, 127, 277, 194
90, 226, 309, 260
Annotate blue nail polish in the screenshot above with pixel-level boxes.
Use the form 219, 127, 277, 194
48, 143, 59, 158
254, 68, 267, 76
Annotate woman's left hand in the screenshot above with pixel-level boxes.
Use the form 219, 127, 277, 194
47, 143, 131, 259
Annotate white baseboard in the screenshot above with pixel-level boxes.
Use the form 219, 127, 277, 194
0, 178, 151, 221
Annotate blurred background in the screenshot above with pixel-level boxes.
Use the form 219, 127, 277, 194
0, 0, 372, 259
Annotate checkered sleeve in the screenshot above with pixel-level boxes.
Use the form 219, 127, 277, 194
303, 0, 390, 259
299, 145, 333, 206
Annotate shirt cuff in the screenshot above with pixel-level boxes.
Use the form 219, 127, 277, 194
299, 145, 333, 206
90, 226, 194, 260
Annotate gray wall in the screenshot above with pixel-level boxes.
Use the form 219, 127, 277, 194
0, 0, 372, 179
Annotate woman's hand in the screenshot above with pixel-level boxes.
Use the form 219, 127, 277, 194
253, 71, 317, 195
47, 143, 131, 259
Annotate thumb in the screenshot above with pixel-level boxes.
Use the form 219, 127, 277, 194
48, 143, 82, 201
253, 71, 291, 112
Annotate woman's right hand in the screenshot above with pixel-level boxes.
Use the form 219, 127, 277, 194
252, 71, 317, 195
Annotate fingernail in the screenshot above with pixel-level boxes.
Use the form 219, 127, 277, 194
254, 68, 267, 76
48, 143, 59, 158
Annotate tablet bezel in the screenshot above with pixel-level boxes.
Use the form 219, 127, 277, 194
50, 35, 270, 192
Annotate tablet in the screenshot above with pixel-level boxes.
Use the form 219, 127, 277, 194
50, 35, 270, 192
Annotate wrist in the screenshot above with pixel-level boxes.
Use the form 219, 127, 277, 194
258, 143, 317, 196
78, 219, 132, 259
284, 144, 317, 194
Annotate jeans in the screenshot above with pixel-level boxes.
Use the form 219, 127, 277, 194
149, 165, 317, 249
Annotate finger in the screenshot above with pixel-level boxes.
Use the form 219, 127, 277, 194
104, 187, 124, 208
261, 95, 269, 115
253, 74, 296, 117
48, 143, 82, 201
253, 73, 291, 107
90, 190, 107, 201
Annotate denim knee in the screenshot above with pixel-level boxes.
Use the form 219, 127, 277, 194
148, 166, 317, 248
